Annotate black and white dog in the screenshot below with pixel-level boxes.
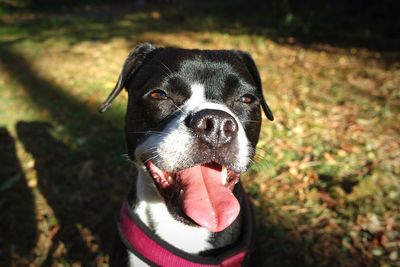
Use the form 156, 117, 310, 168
99, 43, 273, 267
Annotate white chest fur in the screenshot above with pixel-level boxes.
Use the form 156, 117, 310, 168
128, 168, 212, 267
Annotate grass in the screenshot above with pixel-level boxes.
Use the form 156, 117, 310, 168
0, 1, 399, 266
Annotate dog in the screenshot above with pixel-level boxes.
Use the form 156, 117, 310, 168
99, 43, 274, 267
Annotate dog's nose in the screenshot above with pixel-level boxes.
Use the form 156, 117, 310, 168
187, 109, 238, 147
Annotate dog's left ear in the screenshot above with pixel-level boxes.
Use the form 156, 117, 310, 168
99, 43, 157, 113
234, 51, 274, 121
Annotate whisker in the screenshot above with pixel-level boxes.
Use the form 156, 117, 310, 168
161, 62, 174, 76
126, 131, 168, 136
255, 146, 272, 154
121, 153, 130, 158
146, 154, 160, 162
140, 146, 159, 155
172, 102, 188, 115
158, 60, 175, 80
243, 120, 261, 123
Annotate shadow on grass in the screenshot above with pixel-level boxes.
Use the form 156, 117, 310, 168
0, 128, 36, 266
1, 1, 400, 58
253, 222, 377, 267
0, 45, 133, 265
16, 121, 98, 265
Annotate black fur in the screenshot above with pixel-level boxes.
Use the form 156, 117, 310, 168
100, 44, 273, 266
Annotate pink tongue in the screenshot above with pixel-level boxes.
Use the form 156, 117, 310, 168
178, 165, 240, 232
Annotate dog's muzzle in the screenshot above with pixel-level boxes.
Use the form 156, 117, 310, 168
135, 108, 247, 232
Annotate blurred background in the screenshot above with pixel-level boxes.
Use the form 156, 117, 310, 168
0, 0, 399, 266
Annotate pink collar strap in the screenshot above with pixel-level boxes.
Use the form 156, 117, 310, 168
118, 187, 254, 267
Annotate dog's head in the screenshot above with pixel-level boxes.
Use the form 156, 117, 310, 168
100, 43, 273, 232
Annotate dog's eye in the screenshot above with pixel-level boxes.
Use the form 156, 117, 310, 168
239, 94, 256, 104
149, 89, 168, 100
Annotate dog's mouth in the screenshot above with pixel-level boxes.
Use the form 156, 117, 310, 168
145, 160, 241, 232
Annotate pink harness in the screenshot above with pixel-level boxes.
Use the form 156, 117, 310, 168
118, 187, 254, 267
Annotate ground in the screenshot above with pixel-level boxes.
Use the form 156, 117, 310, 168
0, 1, 399, 266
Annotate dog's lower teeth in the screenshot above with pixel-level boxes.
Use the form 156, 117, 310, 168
221, 166, 228, 185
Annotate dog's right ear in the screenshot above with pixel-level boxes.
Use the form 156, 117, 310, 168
234, 50, 274, 121
99, 43, 157, 113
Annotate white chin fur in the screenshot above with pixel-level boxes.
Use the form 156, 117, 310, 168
133, 167, 213, 254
